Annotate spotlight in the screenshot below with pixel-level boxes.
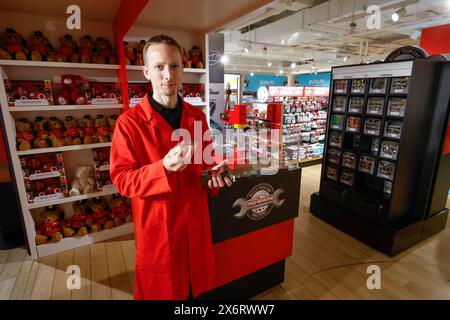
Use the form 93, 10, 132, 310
221, 55, 229, 64
244, 47, 249, 54
281, 39, 285, 45
291, 62, 296, 68
392, 7, 407, 22
279, 70, 284, 74
391, 12, 399, 22
262, 47, 268, 55
349, 21, 357, 34
343, 56, 348, 62
250, 72, 255, 76
267, 61, 272, 67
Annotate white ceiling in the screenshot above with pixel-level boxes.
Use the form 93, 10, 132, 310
221, 0, 450, 74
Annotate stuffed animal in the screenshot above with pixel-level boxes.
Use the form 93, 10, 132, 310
57, 34, 79, 63
106, 114, 118, 140
28, 31, 54, 61
79, 115, 98, 144
89, 197, 114, 231
95, 114, 110, 143
181, 47, 189, 68
135, 40, 146, 66
15, 118, 35, 150
1, 28, 28, 60
32, 116, 50, 148
69, 165, 96, 196
55, 74, 87, 105
123, 41, 135, 65
63, 200, 90, 237
63, 116, 82, 145
189, 46, 203, 68
47, 116, 65, 147
78, 35, 95, 63
35, 206, 65, 245
93, 37, 116, 64
110, 194, 132, 226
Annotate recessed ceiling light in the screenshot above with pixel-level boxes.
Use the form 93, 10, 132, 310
291, 62, 296, 68
221, 55, 229, 64
279, 70, 284, 74
281, 40, 285, 45
267, 61, 272, 67
391, 12, 399, 22
250, 72, 255, 76
343, 56, 348, 62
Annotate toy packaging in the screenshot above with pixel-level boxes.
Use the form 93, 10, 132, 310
20, 152, 68, 204
87, 81, 122, 104
180, 83, 205, 105
4, 79, 54, 106
54, 74, 88, 105
128, 82, 152, 106
92, 147, 114, 192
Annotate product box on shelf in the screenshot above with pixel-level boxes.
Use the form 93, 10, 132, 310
181, 83, 205, 105
92, 147, 114, 192
4, 79, 54, 106
128, 82, 152, 106
86, 81, 122, 104
20, 153, 68, 204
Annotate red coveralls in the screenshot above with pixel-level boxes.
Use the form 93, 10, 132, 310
110, 95, 218, 299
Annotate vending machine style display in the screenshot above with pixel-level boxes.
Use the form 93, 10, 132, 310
310, 58, 450, 256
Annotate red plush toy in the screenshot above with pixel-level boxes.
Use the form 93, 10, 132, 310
55, 74, 87, 105
1, 28, 28, 60
79, 35, 95, 63
110, 194, 132, 226
35, 205, 66, 245
93, 37, 117, 64
57, 34, 79, 63
88, 197, 114, 231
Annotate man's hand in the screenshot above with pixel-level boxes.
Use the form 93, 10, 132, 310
207, 160, 233, 189
163, 141, 194, 173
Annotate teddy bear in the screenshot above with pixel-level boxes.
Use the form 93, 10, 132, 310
32, 116, 50, 148
47, 116, 65, 147
106, 114, 118, 140
56, 34, 79, 63
55, 74, 87, 105
69, 165, 96, 196
79, 115, 99, 144
15, 118, 35, 150
123, 41, 135, 65
92, 37, 117, 64
110, 194, 132, 226
134, 40, 146, 66
1, 28, 28, 60
35, 205, 65, 245
181, 47, 190, 68
95, 114, 110, 143
88, 197, 114, 231
78, 35, 95, 63
63, 116, 82, 145
63, 200, 90, 237
189, 46, 204, 69
28, 31, 55, 61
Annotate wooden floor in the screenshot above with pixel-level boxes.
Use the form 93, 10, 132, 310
1, 165, 449, 300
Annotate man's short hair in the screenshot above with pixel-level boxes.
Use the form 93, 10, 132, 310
143, 34, 183, 67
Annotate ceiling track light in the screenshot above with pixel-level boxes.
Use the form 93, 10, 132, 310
392, 7, 407, 22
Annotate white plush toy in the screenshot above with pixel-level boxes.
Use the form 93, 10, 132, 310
69, 166, 96, 196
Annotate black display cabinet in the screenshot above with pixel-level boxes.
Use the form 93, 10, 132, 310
310, 57, 450, 256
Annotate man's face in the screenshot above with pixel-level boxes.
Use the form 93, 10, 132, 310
143, 43, 182, 98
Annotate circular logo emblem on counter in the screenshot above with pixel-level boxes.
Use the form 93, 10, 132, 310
257, 86, 269, 103
232, 183, 286, 220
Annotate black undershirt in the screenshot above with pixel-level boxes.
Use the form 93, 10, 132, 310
148, 93, 183, 130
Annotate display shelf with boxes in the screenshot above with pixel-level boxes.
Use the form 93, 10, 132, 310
0, 47, 132, 258
311, 58, 450, 256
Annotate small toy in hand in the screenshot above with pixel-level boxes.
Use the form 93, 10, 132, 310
28, 31, 55, 61
63, 200, 90, 237
55, 74, 88, 105
35, 205, 66, 245
48, 116, 65, 147
88, 197, 114, 231
69, 165, 96, 196
79, 115, 99, 144
95, 114, 110, 143
110, 194, 132, 226
33, 116, 50, 148
63, 116, 82, 145
57, 34, 79, 63
1, 28, 28, 60
15, 118, 35, 150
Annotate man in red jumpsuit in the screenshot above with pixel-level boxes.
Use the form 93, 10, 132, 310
110, 35, 232, 300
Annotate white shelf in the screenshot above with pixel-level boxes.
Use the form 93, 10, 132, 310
16, 142, 112, 156
36, 222, 134, 257
9, 104, 123, 112
126, 65, 206, 73
27, 187, 119, 209
0, 59, 119, 70
188, 102, 207, 107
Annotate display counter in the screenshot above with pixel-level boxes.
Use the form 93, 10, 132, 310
203, 167, 301, 299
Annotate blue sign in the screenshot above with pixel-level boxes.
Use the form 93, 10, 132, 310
295, 72, 331, 87
243, 73, 287, 93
